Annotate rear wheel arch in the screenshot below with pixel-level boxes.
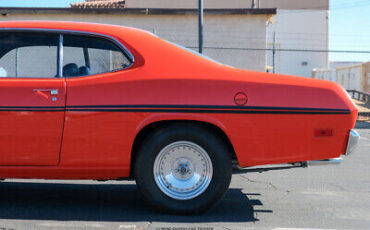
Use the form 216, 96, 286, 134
130, 120, 237, 178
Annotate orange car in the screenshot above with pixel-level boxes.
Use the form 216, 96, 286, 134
0, 21, 359, 213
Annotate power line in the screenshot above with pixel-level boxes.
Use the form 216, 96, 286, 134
186, 46, 370, 54
159, 30, 370, 39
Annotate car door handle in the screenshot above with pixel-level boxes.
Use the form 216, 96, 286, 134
33, 89, 59, 95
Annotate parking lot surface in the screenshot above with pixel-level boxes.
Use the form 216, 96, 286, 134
0, 122, 369, 230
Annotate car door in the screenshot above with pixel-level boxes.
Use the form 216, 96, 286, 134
0, 31, 65, 166
59, 33, 134, 167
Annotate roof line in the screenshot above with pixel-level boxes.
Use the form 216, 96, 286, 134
0, 7, 276, 15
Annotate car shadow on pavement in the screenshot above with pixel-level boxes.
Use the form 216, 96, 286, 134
0, 181, 271, 223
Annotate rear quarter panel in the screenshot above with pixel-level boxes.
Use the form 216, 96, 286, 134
63, 69, 357, 170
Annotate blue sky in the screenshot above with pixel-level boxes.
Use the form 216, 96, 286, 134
329, 0, 370, 62
0, 0, 369, 62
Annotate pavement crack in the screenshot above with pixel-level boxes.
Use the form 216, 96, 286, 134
239, 174, 279, 190
327, 182, 347, 192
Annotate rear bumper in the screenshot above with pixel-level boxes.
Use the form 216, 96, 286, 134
345, 129, 360, 155
233, 129, 360, 173
308, 129, 360, 166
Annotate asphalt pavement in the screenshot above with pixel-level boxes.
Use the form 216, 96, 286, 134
0, 122, 369, 230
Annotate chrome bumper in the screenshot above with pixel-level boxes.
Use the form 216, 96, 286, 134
308, 129, 360, 166
345, 129, 360, 155
307, 157, 343, 166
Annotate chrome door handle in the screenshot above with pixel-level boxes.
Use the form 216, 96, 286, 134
50, 89, 59, 95
33, 89, 59, 95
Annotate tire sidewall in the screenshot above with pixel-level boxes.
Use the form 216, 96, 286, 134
135, 124, 232, 214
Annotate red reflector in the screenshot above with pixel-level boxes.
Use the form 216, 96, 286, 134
315, 129, 333, 136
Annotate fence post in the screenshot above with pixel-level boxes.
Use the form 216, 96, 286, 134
272, 32, 276, 74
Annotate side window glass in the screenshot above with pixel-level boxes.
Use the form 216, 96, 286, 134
63, 34, 131, 77
0, 32, 58, 78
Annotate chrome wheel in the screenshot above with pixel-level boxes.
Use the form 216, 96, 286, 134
153, 141, 213, 200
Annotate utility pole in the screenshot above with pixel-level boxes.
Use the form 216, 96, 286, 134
198, 0, 203, 53
272, 32, 276, 73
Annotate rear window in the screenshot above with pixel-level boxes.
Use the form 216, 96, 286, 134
62, 34, 132, 77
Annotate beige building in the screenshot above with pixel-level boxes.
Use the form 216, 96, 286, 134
0, 1, 275, 72
336, 62, 370, 93
313, 62, 370, 93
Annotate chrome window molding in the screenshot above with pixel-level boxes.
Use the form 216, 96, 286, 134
57, 34, 63, 78
0, 28, 135, 79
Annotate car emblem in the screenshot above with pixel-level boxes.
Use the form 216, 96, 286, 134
234, 92, 248, 106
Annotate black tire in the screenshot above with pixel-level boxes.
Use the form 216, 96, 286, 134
134, 123, 232, 214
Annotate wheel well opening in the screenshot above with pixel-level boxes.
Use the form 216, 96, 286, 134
130, 120, 237, 178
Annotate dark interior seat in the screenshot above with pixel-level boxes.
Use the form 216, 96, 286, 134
63, 63, 79, 77
79, 66, 91, 76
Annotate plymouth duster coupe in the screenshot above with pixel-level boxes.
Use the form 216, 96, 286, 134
0, 21, 359, 213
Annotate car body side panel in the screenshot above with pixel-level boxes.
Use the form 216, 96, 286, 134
0, 21, 358, 179
0, 78, 65, 166
60, 111, 134, 168
0, 111, 355, 179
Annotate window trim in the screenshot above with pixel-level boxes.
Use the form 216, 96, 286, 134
0, 28, 135, 79
61, 33, 134, 78
57, 34, 63, 78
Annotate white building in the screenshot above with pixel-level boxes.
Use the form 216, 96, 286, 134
312, 62, 363, 83
335, 63, 370, 93
265, 0, 329, 78
313, 62, 370, 93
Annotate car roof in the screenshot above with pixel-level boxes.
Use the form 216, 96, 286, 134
0, 21, 143, 34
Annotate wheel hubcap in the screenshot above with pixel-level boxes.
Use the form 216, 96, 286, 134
153, 141, 213, 200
